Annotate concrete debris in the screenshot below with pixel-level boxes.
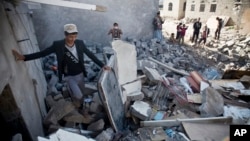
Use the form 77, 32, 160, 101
38, 23, 250, 140
11, 133, 22, 141
199, 87, 224, 117
87, 119, 105, 131
38, 129, 95, 141
131, 101, 152, 120
95, 128, 114, 141
143, 67, 162, 83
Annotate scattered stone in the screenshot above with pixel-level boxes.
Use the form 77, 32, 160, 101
199, 87, 224, 117
87, 119, 105, 131
131, 101, 152, 120
95, 128, 114, 141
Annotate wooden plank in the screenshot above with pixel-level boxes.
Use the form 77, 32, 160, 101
182, 122, 229, 141
149, 57, 189, 76
140, 116, 232, 127
97, 57, 125, 132
22, 0, 107, 12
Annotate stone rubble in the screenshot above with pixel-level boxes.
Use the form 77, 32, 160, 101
40, 25, 250, 140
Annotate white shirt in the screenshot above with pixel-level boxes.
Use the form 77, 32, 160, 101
65, 44, 79, 60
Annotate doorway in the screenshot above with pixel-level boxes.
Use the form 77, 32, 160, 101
0, 85, 32, 141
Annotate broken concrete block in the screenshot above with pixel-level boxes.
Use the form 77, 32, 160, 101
53, 94, 64, 101
63, 110, 94, 124
87, 119, 105, 131
112, 40, 137, 85
187, 94, 202, 104
143, 67, 162, 83
199, 87, 224, 117
137, 60, 157, 70
44, 100, 75, 126
48, 129, 95, 141
95, 128, 114, 141
141, 87, 154, 98
226, 40, 235, 47
122, 80, 143, 101
131, 101, 152, 120
45, 95, 56, 109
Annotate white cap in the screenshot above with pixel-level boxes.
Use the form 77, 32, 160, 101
64, 24, 78, 33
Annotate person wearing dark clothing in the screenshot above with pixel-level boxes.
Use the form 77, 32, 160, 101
12, 24, 110, 107
176, 23, 182, 42
153, 11, 164, 43
108, 22, 123, 40
192, 18, 202, 43
215, 17, 223, 40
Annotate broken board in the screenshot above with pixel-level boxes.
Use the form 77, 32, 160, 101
98, 57, 125, 132
182, 122, 229, 141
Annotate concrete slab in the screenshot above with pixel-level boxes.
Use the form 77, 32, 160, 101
111, 40, 137, 85
131, 101, 152, 121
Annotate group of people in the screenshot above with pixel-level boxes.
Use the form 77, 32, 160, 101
152, 11, 224, 47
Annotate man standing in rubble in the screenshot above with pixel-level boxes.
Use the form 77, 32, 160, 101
191, 17, 202, 43
214, 17, 223, 40
153, 11, 164, 43
12, 24, 110, 107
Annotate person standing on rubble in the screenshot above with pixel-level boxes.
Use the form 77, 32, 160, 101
12, 23, 111, 108
153, 11, 164, 43
108, 22, 123, 40
180, 24, 188, 44
191, 18, 202, 43
214, 17, 223, 40
198, 25, 210, 46
176, 22, 182, 42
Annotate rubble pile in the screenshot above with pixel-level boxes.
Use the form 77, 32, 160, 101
38, 37, 250, 141
205, 28, 250, 71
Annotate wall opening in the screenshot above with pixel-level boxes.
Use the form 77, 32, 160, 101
191, 4, 195, 11
183, 2, 186, 11
168, 2, 173, 11
210, 4, 217, 12
0, 85, 32, 141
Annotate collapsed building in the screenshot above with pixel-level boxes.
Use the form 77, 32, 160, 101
0, 0, 250, 141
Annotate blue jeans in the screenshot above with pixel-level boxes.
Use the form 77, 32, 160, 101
154, 29, 162, 42
65, 73, 85, 101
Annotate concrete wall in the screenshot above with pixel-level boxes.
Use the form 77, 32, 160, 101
162, 0, 186, 19
29, 0, 159, 49
185, 0, 250, 24
0, 2, 47, 140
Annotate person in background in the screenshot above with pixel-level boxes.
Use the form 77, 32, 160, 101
214, 17, 223, 40
191, 17, 202, 43
198, 25, 210, 47
176, 23, 182, 42
180, 24, 188, 44
169, 33, 177, 44
108, 22, 123, 40
12, 23, 111, 108
153, 11, 164, 43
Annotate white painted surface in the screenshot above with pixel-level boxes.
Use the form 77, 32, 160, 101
112, 40, 137, 85
131, 101, 151, 118
22, 0, 98, 11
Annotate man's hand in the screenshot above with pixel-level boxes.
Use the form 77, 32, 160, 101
102, 65, 111, 71
12, 49, 25, 61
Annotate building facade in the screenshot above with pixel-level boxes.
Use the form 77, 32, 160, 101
162, 0, 186, 19
162, 0, 250, 27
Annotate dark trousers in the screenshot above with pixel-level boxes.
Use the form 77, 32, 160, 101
198, 37, 207, 45
192, 31, 199, 43
215, 28, 221, 39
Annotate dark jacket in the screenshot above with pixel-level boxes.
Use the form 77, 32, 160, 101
24, 39, 104, 82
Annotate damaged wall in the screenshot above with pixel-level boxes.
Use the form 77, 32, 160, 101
29, 0, 159, 49
185, 0, 250, 25
0, 2, 47, 140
